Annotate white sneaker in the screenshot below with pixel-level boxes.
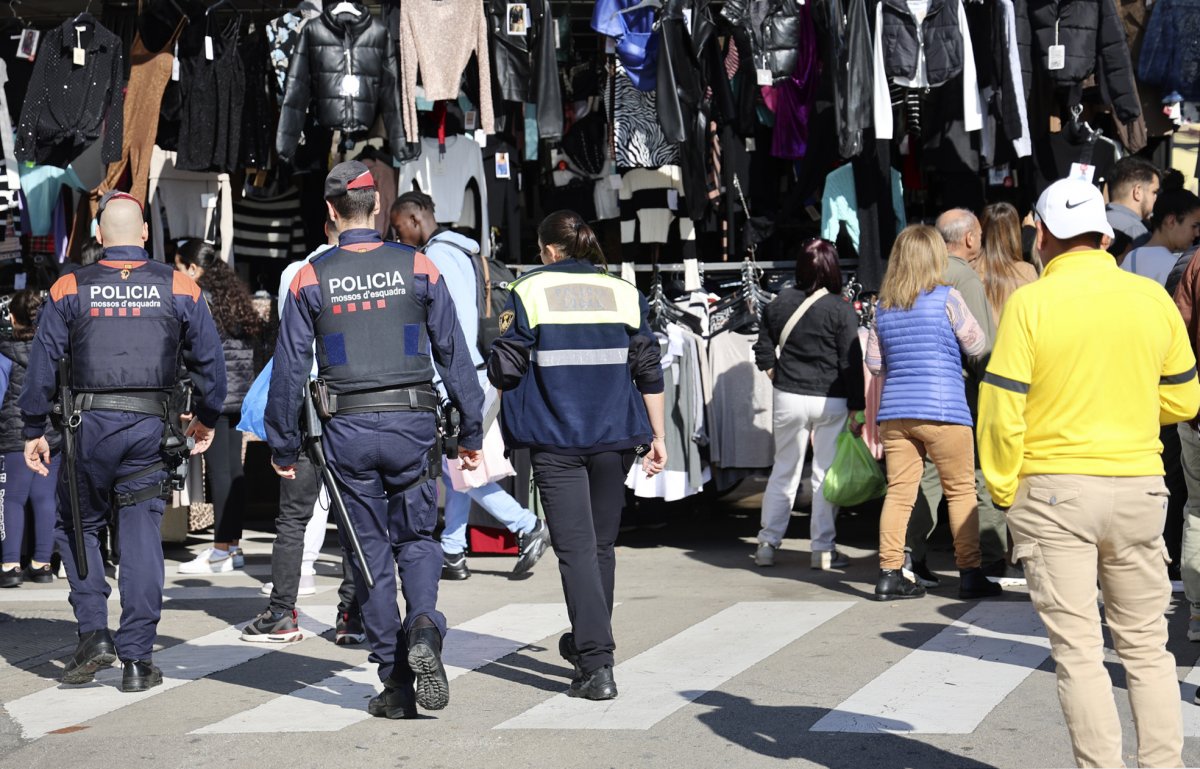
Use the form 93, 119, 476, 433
258, 574, 316, 597
754, 543, 776, 567
178, 547, 237, 575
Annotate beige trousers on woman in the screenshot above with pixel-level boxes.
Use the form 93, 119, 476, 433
877, 419, 980, 570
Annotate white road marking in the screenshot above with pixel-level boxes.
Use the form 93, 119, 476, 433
0, 586, 334, 603
3, 607, 335, 739
810, 603, 1051, 734
496, 601, 853, 731
192, 603, 572, 734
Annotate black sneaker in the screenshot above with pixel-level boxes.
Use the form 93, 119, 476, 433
240, 609, 303, 643
568, 665, 618, 701
559, 632, 584, 682
959, 567, 1004, 599
335, 611, 366, 646
26, 564, 54, 584
512, 520, 551, 576
368, 678, 417, 719
441, 552, 470, 581
874, 569, 927, 601
61, 629, 117, 684
903, 551, 940, 587
407, 624, 449, 711
122, 660, 162, 693
0, 565, 22, 588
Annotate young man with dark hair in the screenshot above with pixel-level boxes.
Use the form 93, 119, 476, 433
390, 192, 550, 580
1106, 157, 1162, 245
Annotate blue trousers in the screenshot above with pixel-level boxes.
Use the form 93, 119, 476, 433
440, 474, 536, 555
57, 412, 167, 662
1, 451, 60, 563
323, 411, 444, 684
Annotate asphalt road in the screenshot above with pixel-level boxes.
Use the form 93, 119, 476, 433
2, 483, 1199, 769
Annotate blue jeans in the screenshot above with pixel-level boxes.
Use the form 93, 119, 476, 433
440, 474, 536, 555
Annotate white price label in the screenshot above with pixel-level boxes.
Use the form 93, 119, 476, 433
340, 74, 360, 96
204, 35, 214, 61
1047, 45, 1065, 71
756, 68, 773, 86
72, 47, 85, 66
1068, 162, 1096, 183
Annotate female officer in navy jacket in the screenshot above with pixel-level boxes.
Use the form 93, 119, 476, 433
488, 210, 667, 701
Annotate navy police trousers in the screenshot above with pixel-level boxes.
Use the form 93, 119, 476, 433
322, 410, 444, 684
57, 412, 169, 662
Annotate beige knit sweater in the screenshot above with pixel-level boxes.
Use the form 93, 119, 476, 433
399, 0, 495, 140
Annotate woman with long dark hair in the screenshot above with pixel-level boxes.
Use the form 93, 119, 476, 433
488, 210, 666, 701
977, 203, 1038, 323
752, 238, 864, 569
0, 291, 61, 587
174, 240, 263, 574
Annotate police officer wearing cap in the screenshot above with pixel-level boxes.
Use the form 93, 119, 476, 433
266, 161, 484, 719
19, 191, 226, 693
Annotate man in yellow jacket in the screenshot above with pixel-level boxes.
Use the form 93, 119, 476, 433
979, 177, 1200, 769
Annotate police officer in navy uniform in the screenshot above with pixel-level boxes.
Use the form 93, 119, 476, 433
265, 162, 484, 719
20, 192, 226, 693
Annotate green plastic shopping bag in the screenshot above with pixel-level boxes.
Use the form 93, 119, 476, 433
823, 420, 887, 507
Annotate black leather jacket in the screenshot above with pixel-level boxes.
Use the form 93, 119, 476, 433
721, 0, 803, 81
816, 0, 872, 159
490, 0, 563, 139
275, 4, 410, 163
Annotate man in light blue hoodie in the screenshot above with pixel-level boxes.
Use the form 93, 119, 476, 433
391, 192, 550, 580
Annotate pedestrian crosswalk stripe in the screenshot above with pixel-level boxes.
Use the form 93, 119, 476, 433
192, 603, 572, 734
0, 586, 336, 604
4, 606, 335, 740
495, 601, 854, 731
1178, 653, 1200, 736
810, 603, 1051, 734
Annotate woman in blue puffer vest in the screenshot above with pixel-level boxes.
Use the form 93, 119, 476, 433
865, 225, 995, 601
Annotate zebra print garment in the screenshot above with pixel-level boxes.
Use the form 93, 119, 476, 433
609, 61, 679, 170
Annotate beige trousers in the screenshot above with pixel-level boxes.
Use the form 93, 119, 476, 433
1009, 474, 1182, 768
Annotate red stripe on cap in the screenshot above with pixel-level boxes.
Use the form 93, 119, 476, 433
347, 170, 374, 190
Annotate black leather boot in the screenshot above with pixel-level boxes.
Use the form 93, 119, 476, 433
959, 567, 1004, 599
368, 676, 418, 719
407, 621, 449, 711
874, 569, 927, 601
122, 659, 162, 693
61, 629, 117, 684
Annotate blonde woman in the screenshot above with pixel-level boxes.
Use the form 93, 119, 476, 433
977, 203, 1039, 323
865, 225, 998, 601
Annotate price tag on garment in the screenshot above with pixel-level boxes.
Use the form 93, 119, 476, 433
73, 47, 85, 66
340, 74, 360, 96
464, 110, 478, 131
608, 174, 623, 190
756, 68, 773, 86
1068, 162, 1096, 183
495, 151, 512, 179
553, 18, 560, 48
200, 192, 218, 209
666, 189, 679, 211
745, 137, 756, 152
17, 29, 40, 62
1047, 44, 1065, 71
988, 164, 1011, 186
171, 42, 180, 81
204, 35, 214, 61
13, 272, 25, 290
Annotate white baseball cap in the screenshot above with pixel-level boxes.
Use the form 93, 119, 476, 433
1034, 178, 1114, 240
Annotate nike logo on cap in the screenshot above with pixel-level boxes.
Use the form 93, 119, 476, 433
1065, 199, 1088, 209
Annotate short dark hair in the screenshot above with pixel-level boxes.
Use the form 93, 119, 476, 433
393, 190, 435, 216
1150, 188, 1200, 232
794, 238, 842, 295
1108, 157, 1161, 199
80, 238, 104, 267
329, 188, 378, 220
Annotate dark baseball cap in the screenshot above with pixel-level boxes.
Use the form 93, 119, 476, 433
324, 160, 376, 199
97, 190, 143, 216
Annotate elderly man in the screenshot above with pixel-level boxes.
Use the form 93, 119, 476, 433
979, 178, 1200, 767
904, 209, 1008, 594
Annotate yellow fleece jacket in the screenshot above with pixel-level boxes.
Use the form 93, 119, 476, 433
978, 250, 1200, 507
